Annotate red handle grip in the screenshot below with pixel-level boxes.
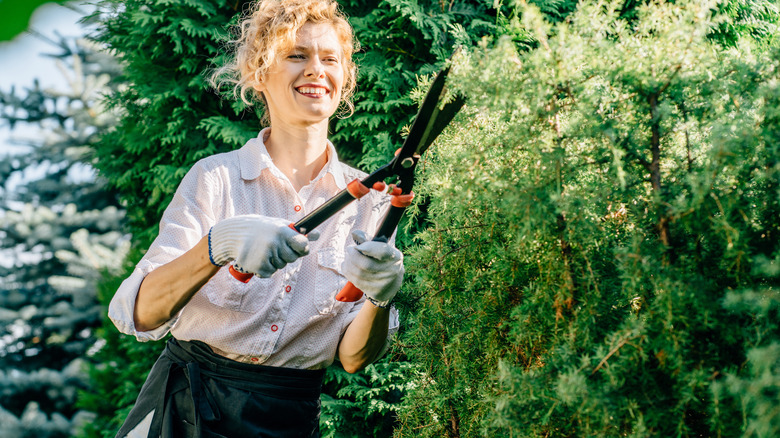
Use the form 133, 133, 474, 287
335, 282, 364, 302
229, 265, 253, 283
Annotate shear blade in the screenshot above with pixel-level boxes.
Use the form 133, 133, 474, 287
393, 66, 465, 171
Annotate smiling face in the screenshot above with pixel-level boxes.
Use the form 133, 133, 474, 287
254, 22, 345, 127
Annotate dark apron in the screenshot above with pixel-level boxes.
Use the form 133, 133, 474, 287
116, 338, 325, 438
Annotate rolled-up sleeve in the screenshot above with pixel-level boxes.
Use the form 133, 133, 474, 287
108, 162, 218, 341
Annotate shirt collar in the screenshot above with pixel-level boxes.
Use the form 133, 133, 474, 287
238, 128, 347, 190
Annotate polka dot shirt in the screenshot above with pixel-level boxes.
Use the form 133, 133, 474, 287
108, 128, 400, 370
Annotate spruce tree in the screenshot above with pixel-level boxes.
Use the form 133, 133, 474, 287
395, 0, 780, 436
0, 36, 126, 437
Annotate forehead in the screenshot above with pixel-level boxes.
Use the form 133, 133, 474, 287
291, 22, 342, 54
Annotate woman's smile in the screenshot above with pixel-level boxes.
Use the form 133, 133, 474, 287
295, 84, 330, 97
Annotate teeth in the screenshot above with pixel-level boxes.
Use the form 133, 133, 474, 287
297, 87, 327, 95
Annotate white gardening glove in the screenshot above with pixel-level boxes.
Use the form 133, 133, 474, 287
209, 215, 319, 277
342, 230, 404, 307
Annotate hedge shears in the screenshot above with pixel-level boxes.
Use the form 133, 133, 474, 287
230, 64, 465, 302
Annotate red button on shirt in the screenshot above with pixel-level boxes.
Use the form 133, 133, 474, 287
271, 324, 278, 332
294, 205, 302, 212
251, 357, 259, 362
285, 285, 292, 293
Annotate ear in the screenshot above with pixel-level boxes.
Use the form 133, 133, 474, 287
252, 69, 266, 92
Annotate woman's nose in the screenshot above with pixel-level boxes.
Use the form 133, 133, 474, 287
304, 58, 325, 78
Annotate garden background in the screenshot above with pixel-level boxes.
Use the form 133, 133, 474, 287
1, 0, 778, 437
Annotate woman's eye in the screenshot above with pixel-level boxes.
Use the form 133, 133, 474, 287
288, 54, 305, 59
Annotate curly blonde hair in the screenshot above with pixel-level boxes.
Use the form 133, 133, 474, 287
212, 0, 358, 122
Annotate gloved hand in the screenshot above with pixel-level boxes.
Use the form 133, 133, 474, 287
209, 215, 319, 277
342, 230, 404, 307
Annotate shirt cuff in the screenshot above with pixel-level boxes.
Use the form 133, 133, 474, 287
107, 264, 179, 342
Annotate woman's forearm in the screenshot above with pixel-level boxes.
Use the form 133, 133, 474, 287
338, 302, 391, 373
134, 235, 220, 331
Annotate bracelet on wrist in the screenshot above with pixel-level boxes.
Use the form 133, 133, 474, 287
365, 296, 392, 309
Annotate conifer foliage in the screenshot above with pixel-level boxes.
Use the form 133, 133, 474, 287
396, 1, 780, 436
0, 36, 127, 437
88, 0, 259, 247
83, 0, 527, 435
84, 0, 779, 435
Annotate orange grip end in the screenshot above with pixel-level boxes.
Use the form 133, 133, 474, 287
347, 178, 370, 198
229, 265, 253, 283
372, 181, 387, 191
335, 282, 364, 302
391, 192, 415, 208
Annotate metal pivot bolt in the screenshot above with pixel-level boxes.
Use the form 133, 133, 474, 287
401, 157, 415, 168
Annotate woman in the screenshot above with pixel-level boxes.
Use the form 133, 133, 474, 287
108, 1, 403, 436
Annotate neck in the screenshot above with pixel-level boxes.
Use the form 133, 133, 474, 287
263, 121, 330, 192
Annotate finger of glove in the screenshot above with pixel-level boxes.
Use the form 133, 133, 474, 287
268, 248, 288, 270
233, 260, 276, 278
353, 240, 401, 263
306, 230, 321, 242
351, 230, 368, 245
235, 237, 281, 277
285, 232, 313, 256
345, 245, 402, 275
255, 264, 278, 278
276, 239, 306, 264
237, 253, 280, 278
342, 249, 386, 287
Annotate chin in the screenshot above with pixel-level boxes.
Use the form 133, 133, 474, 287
304, 106, 339, 120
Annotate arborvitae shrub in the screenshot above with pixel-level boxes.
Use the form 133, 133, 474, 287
396, 1, 780, 436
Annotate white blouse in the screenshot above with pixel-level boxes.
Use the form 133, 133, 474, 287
108, 129, 399, 370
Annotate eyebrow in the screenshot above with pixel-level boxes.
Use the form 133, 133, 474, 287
292, 45, 340, 55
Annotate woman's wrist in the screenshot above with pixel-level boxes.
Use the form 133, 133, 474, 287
365, 295, 393, 309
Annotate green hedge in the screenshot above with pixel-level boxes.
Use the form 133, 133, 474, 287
80, 0, 780, 436
396, 1, 780, 436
